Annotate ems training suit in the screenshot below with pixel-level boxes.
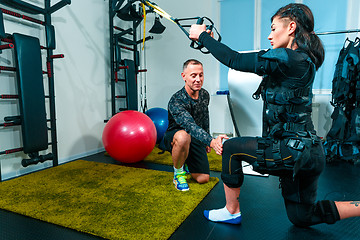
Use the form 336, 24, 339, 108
198, 32, 340, 227
162, 87, 212, 174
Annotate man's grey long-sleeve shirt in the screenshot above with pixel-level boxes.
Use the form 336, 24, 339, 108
167, 87, 213, 146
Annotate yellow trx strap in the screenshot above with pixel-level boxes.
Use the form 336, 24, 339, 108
141, 1, 176, 50
141, 3, 146, 50
139, 0, 221, 54
143, 0, 176, 23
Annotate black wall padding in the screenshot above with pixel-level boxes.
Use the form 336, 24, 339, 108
124, 59, 138, 111
115, 42, 121, 64
45, 25, 56, 50
13, 33, 48, 154
0, 11, 5, 39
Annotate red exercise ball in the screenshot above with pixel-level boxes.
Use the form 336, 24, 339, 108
102, 110, 157, 163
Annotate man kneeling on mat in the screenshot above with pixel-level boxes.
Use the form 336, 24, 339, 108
160, 59, 227, 191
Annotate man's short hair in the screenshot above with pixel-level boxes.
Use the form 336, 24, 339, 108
183, 59, 203, 71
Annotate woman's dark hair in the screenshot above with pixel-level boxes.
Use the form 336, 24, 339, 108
272, 3, 324, 70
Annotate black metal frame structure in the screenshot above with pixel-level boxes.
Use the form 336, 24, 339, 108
0, 0, 71, 181
108, 0, 153, 117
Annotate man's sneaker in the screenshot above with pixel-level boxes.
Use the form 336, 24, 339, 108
173, 172, 189, 191
184, 164, 190, 174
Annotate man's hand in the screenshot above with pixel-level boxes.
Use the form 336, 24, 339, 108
206, 146, 211, 153
210, 134, 229, 155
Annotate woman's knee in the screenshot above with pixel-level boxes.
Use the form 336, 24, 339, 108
221, 172, 244, 188
287, 212, 312, 227
223, 138, 237, 152
285, 202, 313, 227
223, 137, 256, 152
285, 200, 340, 227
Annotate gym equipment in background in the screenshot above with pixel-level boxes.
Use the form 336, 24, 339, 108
108, 0, 221, 119
145, 107, 168, 143
0, 0, 71, 180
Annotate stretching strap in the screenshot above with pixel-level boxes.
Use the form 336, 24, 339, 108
253, 138, 295, 177
140, 0, 221, 53
142, 0, 175, 23
140, 3, 146, 49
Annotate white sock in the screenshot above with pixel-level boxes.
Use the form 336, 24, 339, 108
207, 206, 241, 221
174, 166, 184, 175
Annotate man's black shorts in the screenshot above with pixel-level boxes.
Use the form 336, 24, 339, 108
162, 129, 210, 174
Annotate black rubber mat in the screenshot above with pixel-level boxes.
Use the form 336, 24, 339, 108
1, 153, 359, 240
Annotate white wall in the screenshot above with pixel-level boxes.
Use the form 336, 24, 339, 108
52, 0, 109, 162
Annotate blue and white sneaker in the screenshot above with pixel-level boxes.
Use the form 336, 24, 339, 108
173, 171, 189, 191
184, 164, 190, 174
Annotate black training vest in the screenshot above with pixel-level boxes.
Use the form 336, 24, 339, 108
252, 49, 320, 177
254, 50, 316, 139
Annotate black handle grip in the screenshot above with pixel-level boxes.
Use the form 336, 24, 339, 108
172, 16, 220, 54
196, 17, 204, 25
190, 17, 207, 52
22, 152, 54, 167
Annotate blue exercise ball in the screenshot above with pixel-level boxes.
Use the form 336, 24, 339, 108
145, 107, 169, 143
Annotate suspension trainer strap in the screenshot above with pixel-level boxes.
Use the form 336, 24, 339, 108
272, 140, 282, 165
141, 0, 221, 53
256, 137, 268, 167
142, 0, 176, 23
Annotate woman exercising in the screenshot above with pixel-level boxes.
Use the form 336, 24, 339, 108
189, 3, 360, 226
